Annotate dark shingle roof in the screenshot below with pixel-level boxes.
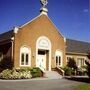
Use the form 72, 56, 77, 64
0, 30, 14, 42
66, 39, 90, 54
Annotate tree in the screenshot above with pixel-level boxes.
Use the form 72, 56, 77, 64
85, 53, 90, 77
67, 58, 77, 70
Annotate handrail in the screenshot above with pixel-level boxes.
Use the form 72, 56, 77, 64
55, 67, 65, 76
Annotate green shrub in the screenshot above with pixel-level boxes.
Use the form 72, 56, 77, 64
67, 58, 77, 70
63, 67, 75, 76
85, 52, 90, 78
18, 71, 32, 79
16, 67, 32, 72
0, 69, 12, 79
85, 60, 90, 77
0, 67, 43, 79
0, 68, 32, 79
31, 68, 43, 78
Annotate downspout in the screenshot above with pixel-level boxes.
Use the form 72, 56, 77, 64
11, 37, 14, 61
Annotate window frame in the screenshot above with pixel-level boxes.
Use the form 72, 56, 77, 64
77, 57, 86, 67
20, 46, 31, 67
55, 50, 62, 67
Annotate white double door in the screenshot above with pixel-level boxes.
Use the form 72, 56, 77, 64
37, 54, 46, 71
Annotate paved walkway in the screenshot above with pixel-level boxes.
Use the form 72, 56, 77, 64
0, 78, 83, 90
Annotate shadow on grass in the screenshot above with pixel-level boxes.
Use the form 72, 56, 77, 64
64, 76, 90, 83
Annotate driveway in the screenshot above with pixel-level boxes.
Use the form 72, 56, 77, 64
0, 78, 82, 90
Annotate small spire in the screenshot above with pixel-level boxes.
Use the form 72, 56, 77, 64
40, 0, 48, 15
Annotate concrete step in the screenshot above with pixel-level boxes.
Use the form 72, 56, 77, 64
44, 71, 62, 79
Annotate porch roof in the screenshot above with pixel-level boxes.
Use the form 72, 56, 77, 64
0, 30, 14, 42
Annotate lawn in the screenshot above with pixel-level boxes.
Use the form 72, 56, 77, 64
75, 83, 90, 90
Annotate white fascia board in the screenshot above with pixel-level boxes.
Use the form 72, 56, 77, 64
46, 15, 65, 38
19, 14, 65, 39
20, 14, 42, 28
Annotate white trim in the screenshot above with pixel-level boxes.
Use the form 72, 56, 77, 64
19, 14, 65, 39
40, 11, 48, 16
66, 52, 88, 55
76, 56, 86, 67
20, 45, 31, 67
55, 50, 63, 67
36, 36, 51, 71
64, 37, 66, 42
14, 27, 19, 34
46, 15, 65, 38
40, 7, 48, 16
20, 14, 42, 28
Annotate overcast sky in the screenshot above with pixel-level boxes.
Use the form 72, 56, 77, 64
0, 0, 90, 42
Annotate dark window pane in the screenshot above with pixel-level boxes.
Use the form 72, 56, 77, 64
59, 56, 61, 65
26, 54, 29, 65
21, 53, 24, 65
56, 56, 58, 65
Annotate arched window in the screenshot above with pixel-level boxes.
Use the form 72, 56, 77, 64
55, 50, 62, 67
20, 46, 31, 66
0, 52, 3, 62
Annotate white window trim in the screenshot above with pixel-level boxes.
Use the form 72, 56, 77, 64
55, 50, 63, 67
20, 46, 31, 67
76, 56, 86, 67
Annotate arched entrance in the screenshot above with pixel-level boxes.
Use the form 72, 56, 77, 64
36, 36, 51, 71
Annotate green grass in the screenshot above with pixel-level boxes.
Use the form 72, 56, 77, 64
75, 84, 90, 90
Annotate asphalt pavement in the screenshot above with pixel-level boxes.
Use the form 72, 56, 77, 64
0, 78, 83, 90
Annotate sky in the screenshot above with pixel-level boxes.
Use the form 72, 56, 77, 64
0, 0, 90, 42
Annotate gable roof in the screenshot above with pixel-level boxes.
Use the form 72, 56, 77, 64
0, 14, 64, 43
0, 30, 14, 42
20, 14, 64, 38
66, 39, 90, 54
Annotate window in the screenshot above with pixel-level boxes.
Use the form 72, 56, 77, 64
77, 58, 85, 67
56, 56, 61, 66
21, 53, 24, 65
0, 52, 3, 62
20, 46, 30, 66
55, 50, 62, 67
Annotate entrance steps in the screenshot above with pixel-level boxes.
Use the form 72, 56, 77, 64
44, 71, 62, 79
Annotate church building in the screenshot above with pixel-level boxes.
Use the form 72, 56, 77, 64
0, 0, 90, 72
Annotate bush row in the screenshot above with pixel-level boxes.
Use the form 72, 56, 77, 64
63, 66, 87, 76
0, 67, 43, 79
